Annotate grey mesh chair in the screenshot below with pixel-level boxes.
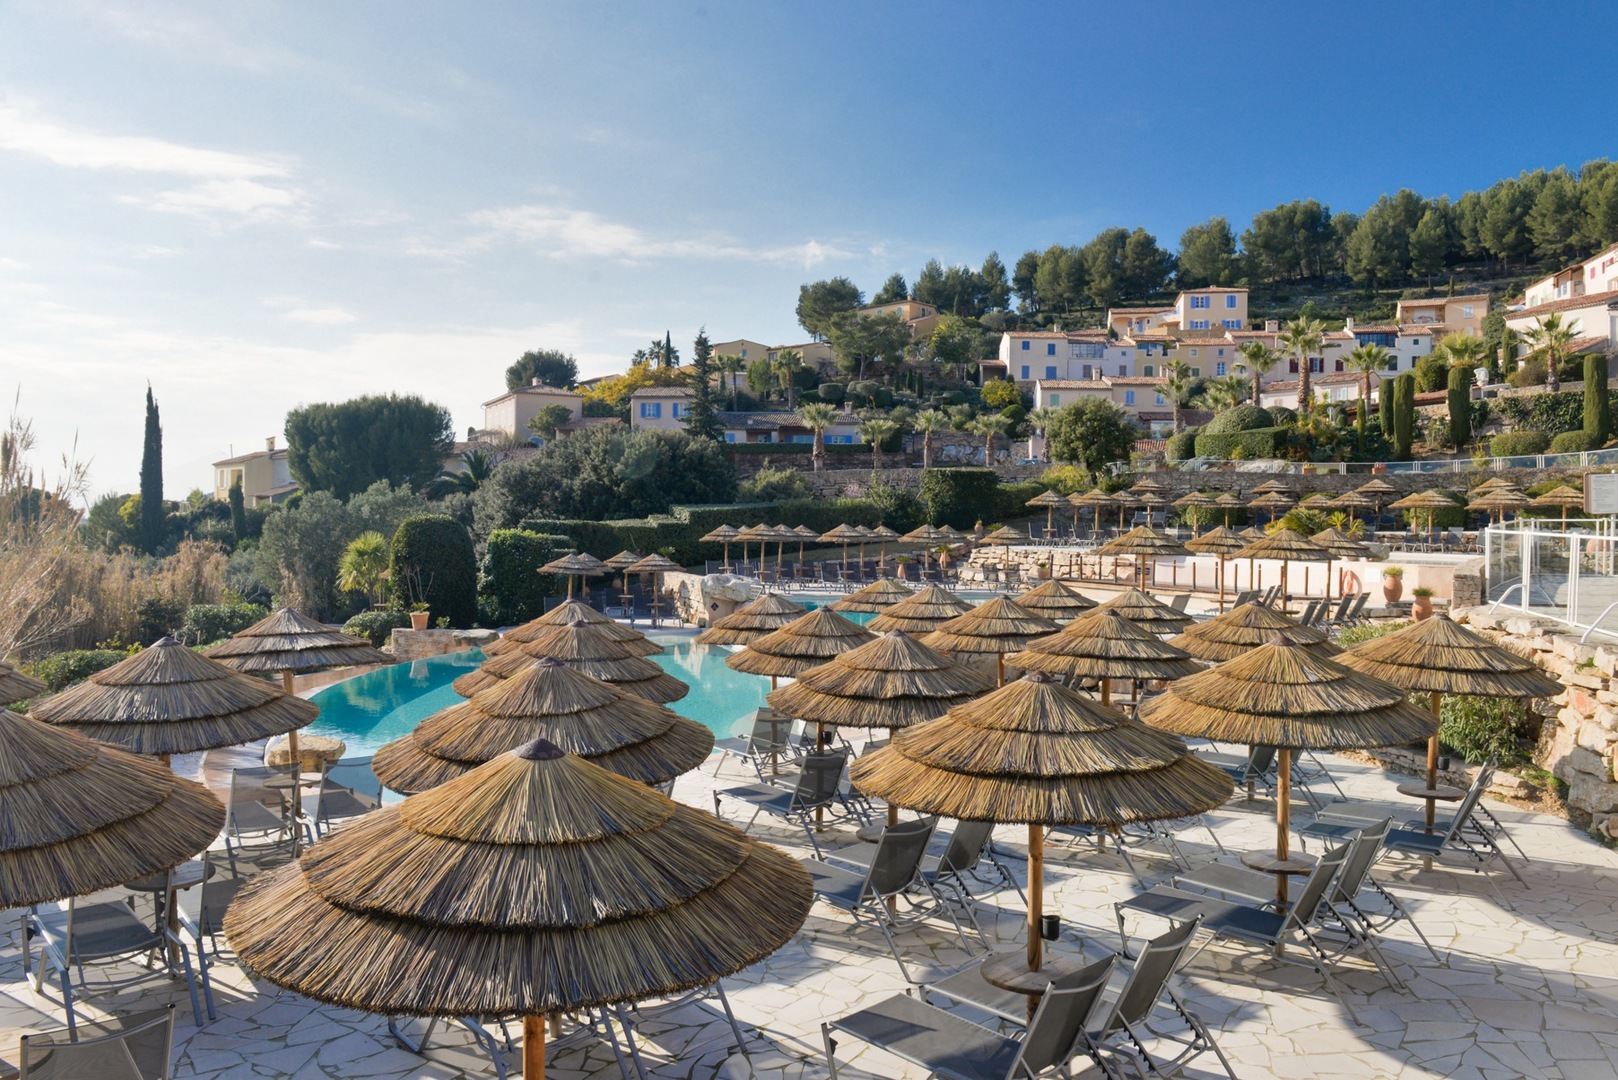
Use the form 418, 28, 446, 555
19, 1004, 175, 1079
921, 820, 1023, 945
316, 755, 385, 834
1087, 919, 1234, 1080
222, 764, 301, 872
711, 712, 797, 781
713, 751, 865, 857
824, 954, 1117, 1079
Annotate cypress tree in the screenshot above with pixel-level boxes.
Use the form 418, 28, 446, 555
1584, 355, 1611, 444
138, 386, 165, 554
1377, 374, 1396, 435
1393, 373, 1415, 460
682, 328, 724, 443
228, 477, 248, 544
1447, 365, 1471, 449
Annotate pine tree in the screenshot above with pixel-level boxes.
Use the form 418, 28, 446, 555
683, 329, 724, 442
228, 477, 248, 544
138, 385, 165, 555
1584, 354, 1611, 444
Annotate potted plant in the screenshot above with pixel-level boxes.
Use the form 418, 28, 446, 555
894, 554, 914, 580
1411, 586, 1434, 621
1381, 565, 1404, 604
1035, 560, 1052, 580
408, 602, 430, 631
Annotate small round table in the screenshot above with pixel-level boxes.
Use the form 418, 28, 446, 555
1397, 782, 1464, 802
1239, 851, 1315, 913
980, 951, 1089, 1021
126, 860, 216, 965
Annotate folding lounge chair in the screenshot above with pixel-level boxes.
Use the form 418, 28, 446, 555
316, 755, 386, 835
710, 711, 798, 781
19, 1004, 176, 1079
1088, 919, 1237, 1080
713, 751, 867, 857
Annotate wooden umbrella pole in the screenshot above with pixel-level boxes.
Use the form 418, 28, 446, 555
281, 669, 304, 856
1026, 823, 1044, 973
996, 652, 1006, 688
1217, 555, 1226, 612
1276, 747, 1292, 910
1100, 680, 1110, 707
524, 1015, 546, 1079
1426, 691, 1442, 832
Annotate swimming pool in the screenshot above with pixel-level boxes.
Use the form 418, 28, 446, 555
306, 639, 774, 756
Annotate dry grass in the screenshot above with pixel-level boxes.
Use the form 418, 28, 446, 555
374, 658, 712, 793
1005, 610, 1202, 681
1139, 638, 1438, 749
828, 578, 914, 614
694, 593, 807, 645
868, 586, 975, 635
1168, 602, 1340, 664
849, 673, 1231, 826
206, 607, 389, 674
1338, 616, 1564, 698
724, 608, 875, 678
31, 637, 318, 755
487, 601, 661, 657
1011, 579, 1096, 620
225, 741, 812, 1017
765, 631, 993, 730
1091, 589, 1194, 634
454, 621, 688, 703
0, 662, 46, 706
0, 709, 224, 905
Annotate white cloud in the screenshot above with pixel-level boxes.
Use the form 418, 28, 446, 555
0, 101, 306, 224
282, 307, 358, 325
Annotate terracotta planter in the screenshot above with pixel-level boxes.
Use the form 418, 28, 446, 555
409, 611, 430, 631
895, 563, 910, 580
1412, 594, 1433, 620
1036, 565, 1052, 580
1382, 575, 1403, 604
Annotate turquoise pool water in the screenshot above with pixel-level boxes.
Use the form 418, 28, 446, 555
306, 640, 774, 756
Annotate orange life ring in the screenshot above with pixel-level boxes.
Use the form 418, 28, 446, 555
1340, 569, 1361, 595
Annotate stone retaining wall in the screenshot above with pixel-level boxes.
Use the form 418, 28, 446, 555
388, 627, 499, 662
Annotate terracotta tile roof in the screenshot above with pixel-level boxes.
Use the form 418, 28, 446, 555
630, 386, 696, 398
1395, 294, 1490, 310
556, 416, 620, 432
1350, 325, 1400, 335
1178, 286, 1249, 294
1110, 306, 1174, 316
1398, 324, 1444, 335
1105, 375, 1169, 386
1507, 287, 1618, 321
1136, 411, 1175, 421
1036, 379, 1110, 390
1006, 331, 1071, 339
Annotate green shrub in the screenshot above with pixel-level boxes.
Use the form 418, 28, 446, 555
479, 529, 575, 625
135, 597, 186, 642
1194, 426, 1286, 460
938, 390, 968, 407
817, 382, 845, 405
1164, 428, 1200, 461
176, 601, 269, 647
389, 515, 478, 627
1205, 404, 1271, 434
994, 481, 1047, 522
1265, 406, 1298, 427
1549, 430, 1604, 454
1490, 431, 1550, 457
25, 649, 127, 694
1440, 694, 1538, 766
738, 465, 814, 501
1492, 388, 1585, 436
919, 468, 1001, 528
343, 609, 409, 647
1335, 620, 1410, 648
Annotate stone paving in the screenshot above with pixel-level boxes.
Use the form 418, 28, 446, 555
3, 746, 1617, 1078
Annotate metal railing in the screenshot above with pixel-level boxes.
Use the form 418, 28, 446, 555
1127, 447, 1618, 475
1484, 520, 1618, 637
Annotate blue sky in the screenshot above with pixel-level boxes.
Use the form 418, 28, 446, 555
3, 1, 1614, 496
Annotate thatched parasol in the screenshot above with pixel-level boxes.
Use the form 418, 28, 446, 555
1012, 579, 1096, 622
1355, 477, 1400, 521
1467, 487, 1528, 525
1471, 476, 1520, 495
625, 554, 682, 619
830, 577, 915, 614
1299, 492, 1337, 510
1249, 480, 1293, 496
1129, 477, 1171, 497
1095, 526, 1187, 590
700, 525, 740, 569
603, 550, 643, 571
1005, 609, 1201, 705
374, 658, 713, 794
453, 619, 688, 704
1308, 527, 1372, 599
1214, 491, 1244, 527
226, 739, 812, 1079
1390, 488, 1461, 544
868, 585, 975, 635
1069, 489, 1116, 536
539, 552, 610, 600
725, 607, 875, 682
735, 524, 767, 569
1091, 588, 1194, 635
1109, 490, 1142, 531
1246, 490, 1296, 526
921, 597, 1058, 686
1186, 525, 1248, 610
33, 636, 318, 758
1339, 615, 1561, 829
1168, 602, 1340, 664
0, 709, 225, 906
488, 600, 661, 657
1140, 638, 1436, 904
1329, 489, 1376, 525
850, 672, 1230, 981
0, 661, 45, 707
1529, 483, 1585, 524
1026, 489, 1066, 535
694, 592, 807, 646
1235, 528, 1332, 602
820, 523, 863, 573
1239, 526, 1264, 540
791, 524, 819, 565
1172, 490, 1216, 535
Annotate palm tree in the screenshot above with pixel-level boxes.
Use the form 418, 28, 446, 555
1523, 313, 1578, 394
1437, 334, 1488, 372
1027, 407, 1059, 463
859, 418, 899, 470
773, 349, 804, 409
1201, 374, 1251, 412
1235, 340, 1279, 406
1343, 343, 1390, 451
911, 408, 950, 469
968, 413, 1012, 464
1281, 318, 1326, 412
336, 531, 390, 608
717, 354, 745, 410
1162, 359, 1195, 433
798, 402, 838, 472
425, 448, 496, 498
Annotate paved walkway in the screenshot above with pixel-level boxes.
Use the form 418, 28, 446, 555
3, 749, 1616, 1078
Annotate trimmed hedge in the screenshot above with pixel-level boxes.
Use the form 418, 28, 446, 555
919, 468, 1001, 529
1490, 431, 1550, 457
480, 529, 576, 626
1194, 426, 1287, 460
1164, 428, 1199, 462
994, 481, 1047, 524
1265, 406, 1298, 427
1205, 405, 1271, 434
1549, 430, 1604, 454
389, 515, 478, 627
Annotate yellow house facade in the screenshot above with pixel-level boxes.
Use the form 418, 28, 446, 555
212, 438, 296, 506
481, 383, 584, 438
1394, 293, 1490, 338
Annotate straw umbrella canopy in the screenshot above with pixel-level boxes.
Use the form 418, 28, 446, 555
725, 607, 876, 681
850, 672, 1230, 981
1309, 527, 1372, 599
1026, 489, 1066, 535
603, 550, 642, 572
0, 708, 225, 907
453, 619, 688, 704
1186, 526, 1248, 610
1012, 579, 1097, 622
226, 739, 812, 1080
1235, 528, 1332, 602
1472, 476, 1520, 495
1091, 588, 1195, 635
1467, 487, 1529, 526
768, 525, 801, 572
1530, 483, 1586, 524
0, 662, 45, 706
734, 524, 768, 570
1338, 615, 1561, 829
921, 597, 1058, 686
1355, 477, 1401, 521
1172, 490, 1216, 535
624, 554, 682, 614
1168, 602, 1341, 664
1329, 490, 1376, 525
33, 636, 318, 758
1246, 490, 1296, 527
700, 524, 740, 569
1005, 609, 1201, 706
1110, 490, 1142, 531
1070, 489, 1116, 536
791, 524, 819, 565
694, 593, 807, 646
537, 552, 610, 600
1299, 492, 1337, 510
868, 584, 975, 635
1140, 638, 1437, 903
830, 577, 915, 614
819, 523, 863, 572
488, 600, 662, 657
900, 523, 946, 575
867, 524, 901, 569
1128, 478, 1171, 498
1239, 526, 1264, 540
375, 658, 713, 794
1389, 488, 1461, 544
1094, 526, 1188, 590
1250, 480, 1293, 496
1214, 491, 1244, 527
